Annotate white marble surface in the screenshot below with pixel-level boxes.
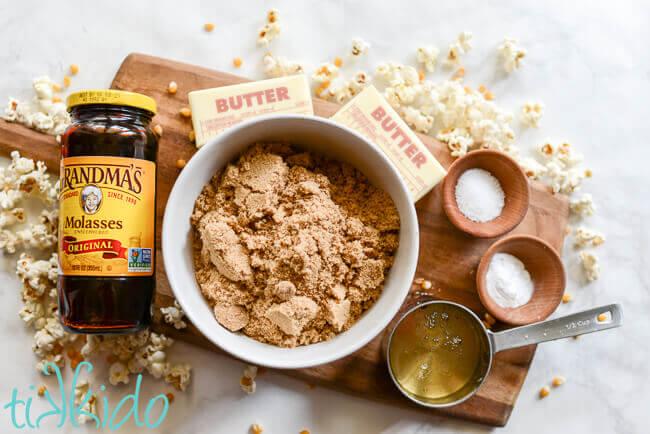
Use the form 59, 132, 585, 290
1, 0, 649, 432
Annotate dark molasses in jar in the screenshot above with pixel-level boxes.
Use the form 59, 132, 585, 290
58, 90, 158, 334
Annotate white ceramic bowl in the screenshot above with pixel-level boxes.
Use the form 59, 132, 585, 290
162, 114, 419, 369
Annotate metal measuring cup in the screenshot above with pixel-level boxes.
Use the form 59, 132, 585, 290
386, 300, 623, 408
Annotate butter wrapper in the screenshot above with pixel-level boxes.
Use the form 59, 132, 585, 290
331, 86, 446, 201
189, 75, 314, 148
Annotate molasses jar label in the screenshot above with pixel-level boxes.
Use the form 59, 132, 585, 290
58, 156, 156, 276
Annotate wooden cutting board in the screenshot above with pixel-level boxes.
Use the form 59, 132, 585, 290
0, 53, 569, 426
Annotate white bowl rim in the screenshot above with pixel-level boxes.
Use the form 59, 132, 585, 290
162, 113, 419, 369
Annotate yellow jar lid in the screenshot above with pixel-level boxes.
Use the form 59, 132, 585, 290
67, 90, 157, 114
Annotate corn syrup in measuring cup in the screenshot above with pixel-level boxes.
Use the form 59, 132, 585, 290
388, 303, 491, 405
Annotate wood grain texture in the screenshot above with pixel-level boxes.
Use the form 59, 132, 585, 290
0, 53, 570, 427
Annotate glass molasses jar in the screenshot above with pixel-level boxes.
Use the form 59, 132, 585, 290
58, 90, 158, 334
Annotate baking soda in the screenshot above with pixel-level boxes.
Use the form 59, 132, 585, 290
455, 168, 505, 222
486, 253, 534, 308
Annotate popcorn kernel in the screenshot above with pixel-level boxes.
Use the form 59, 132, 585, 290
539, 386, 550, 398
70, 358, 82, 370
168, 81, 178, 94
69, 64, 79, 75
204, 23, 215, 32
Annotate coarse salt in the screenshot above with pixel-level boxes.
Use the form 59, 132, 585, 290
486, 253, 534, 308
455, 168, 505, 222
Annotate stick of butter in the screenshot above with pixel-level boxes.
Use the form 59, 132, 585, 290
189, 75, 314, 148
331, 86, 446, 201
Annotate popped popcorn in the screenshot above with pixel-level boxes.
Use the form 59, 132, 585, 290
401, 105, 433, 133
349, 38, 370, 57
445, 32, 473, 66
17, 219, 58, 250
499, 38, 527, 72
0, 190, 25, 210
130, 332, 174, 378
325, 71, 371, 104
108, 361, 130, 385
241, 365, 258, 394
16, 252, 59, 296
417, 45, 440, 72
19, 297, 46, 328
160, 299, 187, 329
80, 329, 191, 390
166, 363, 192, 391
518, 157, 548, 180
257, 9, 281, 47
73, 379, 99, 424
545, 161, 588, 194
262, 53, 304, 78
573, 226, 605, 248
0, 230, 20, 253
312, 63, 339, 83
536, 141, 590, 194
433, 81, 516, 157
33, 317, 78, 370
376, 62, 419, 87
438, 128, 473, 158
580, 251, 600, 281
244, 365, 258, 378
384, 83, 420, 108
570, 193, 596, 217
374, 65, 520, 159
0, 151, 59, 208
522, 101, 544, 128
2, 76, 71, 136
1, 209, 58, 253
0, 208, 25, 228
538, 141, 583, 168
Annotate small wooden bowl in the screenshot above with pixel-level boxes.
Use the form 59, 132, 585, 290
442, 149, 530, 238
476, 235, 566, 325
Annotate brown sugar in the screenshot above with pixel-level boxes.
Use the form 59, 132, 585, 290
191, 143, 399, 347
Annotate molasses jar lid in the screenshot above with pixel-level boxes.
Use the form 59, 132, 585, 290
67, 89, 157, 115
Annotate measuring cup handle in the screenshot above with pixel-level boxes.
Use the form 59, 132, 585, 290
490, 303, 623, 353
